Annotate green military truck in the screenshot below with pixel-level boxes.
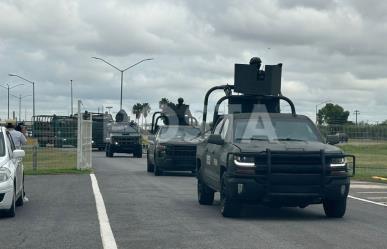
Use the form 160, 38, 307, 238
32, 115, 77, 147
196, 58, 355, 218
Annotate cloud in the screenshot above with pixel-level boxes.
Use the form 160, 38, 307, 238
0, 0, 386, 124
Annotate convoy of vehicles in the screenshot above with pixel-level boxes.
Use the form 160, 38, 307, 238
0, 127, 26, 217
1, 57, 356, 221
195, 58, 355, 217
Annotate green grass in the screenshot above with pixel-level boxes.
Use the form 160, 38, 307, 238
338, 142, 387, 183
25, 168, 92, 175
22, 146, 84, 175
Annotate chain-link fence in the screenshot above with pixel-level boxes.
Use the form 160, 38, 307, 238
318, 124, 387, 143
21, 116, 78, 173
318, 124, 387, 178
16, 103, 92, 173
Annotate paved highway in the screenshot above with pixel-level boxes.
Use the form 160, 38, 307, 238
1, 152, 386, 249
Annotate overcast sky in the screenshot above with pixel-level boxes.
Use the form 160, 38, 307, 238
1, 0, 386, 123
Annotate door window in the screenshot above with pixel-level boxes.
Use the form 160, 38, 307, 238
213, 119, 224, 135
220, 118, 229, 139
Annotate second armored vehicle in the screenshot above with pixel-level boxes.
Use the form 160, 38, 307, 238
147, 99, 200, 175
105, 110, 142, 158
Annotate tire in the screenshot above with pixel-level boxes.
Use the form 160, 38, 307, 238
154, 161, 162, 176
106, 145, 113, 157
147, 152, 154, 172
220, 174, 241, 217
134, 150, 143, 158
5, 187, 16, 217
16, 177, 24, 207
323, 198, 347, 218
197, 177, 214, 205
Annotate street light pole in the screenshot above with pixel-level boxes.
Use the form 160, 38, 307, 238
70, 80, 73, 116
91, 57, 154, 110
0, 83, 24, 119
8, 74, 35, 118
11, 94, 31, 121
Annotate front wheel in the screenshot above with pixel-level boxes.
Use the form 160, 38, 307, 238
220, 175, 241, 217
154, 161, 162, 176
147, 152, 154, 172
5, 188, 16, 217
197, 178, 214, 205
16, 177, 24, 207
323, 198, 347, 218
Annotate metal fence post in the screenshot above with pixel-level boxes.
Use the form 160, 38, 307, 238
32, 144, 37, 171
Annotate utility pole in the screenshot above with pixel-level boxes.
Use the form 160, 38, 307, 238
70, 80, 73, 116
354, 110, 360, 125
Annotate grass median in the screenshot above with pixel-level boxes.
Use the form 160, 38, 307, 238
338, 142, 387, 183
22, 146, 92, 175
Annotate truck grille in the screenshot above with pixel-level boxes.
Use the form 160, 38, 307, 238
252, 151, 325, 194
112, 136, 138, 145
166, 145, 197, 157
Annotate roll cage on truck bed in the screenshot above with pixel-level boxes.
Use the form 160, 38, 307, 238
196, 58, 355, 218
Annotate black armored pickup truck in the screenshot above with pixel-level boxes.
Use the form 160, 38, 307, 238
196, 58, 355, 217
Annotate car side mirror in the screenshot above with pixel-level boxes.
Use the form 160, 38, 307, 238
326, 135, 340, 145
208, 134, 225, 145
13, 149, 25, 159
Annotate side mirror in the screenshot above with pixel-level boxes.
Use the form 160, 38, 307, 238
148, 135, 155, 141
208, 134, 225, 145
326, 135, 340, 145
13, 149, 25, 159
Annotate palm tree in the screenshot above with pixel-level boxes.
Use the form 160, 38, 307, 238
141, 103, 151, 132
132, 103, 143, 125
159, 98, 170, 111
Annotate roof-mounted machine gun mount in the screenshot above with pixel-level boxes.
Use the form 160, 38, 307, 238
201, 57, 296, 132
151, 104, 199, 135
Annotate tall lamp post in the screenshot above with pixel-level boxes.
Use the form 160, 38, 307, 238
70, 80, 73, 116
8, 74, 35, 118
91, 57, 153, 110
11, 94, 31, 121
315, 100, 331, 124
0, 83, 24, 119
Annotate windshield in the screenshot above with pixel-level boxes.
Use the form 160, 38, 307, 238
234, 117, 320, 142
0, 132, 5, 157
110, 124, 137, 133
159, 126, 201, 140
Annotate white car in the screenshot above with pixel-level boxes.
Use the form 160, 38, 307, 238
0, 126, 26, 217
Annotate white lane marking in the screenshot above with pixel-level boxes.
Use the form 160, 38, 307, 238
367, 197, 387, 200
357, 192, 387, 194
350, 185, 387, 189
90, 174, 118, 249
348, 195, 387, 207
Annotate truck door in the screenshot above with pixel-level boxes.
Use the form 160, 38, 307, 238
205, 119, 225, 188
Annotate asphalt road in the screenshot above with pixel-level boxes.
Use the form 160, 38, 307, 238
1, 152, 386, 249
92, 152, 387, 249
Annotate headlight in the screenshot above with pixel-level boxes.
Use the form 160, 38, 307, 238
234, 155, 255, 167
330, 157, 346, 167
115, 142, 119, 145
0, 168, 11, 182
